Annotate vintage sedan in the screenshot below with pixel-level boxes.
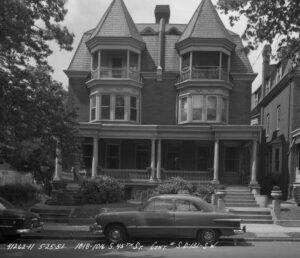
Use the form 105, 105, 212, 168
0, 197, 43, 242
90, 194, 245, 244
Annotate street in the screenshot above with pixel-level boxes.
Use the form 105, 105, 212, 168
0, 239, 299, 258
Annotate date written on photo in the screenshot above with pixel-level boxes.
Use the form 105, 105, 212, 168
6, 242, 218, 251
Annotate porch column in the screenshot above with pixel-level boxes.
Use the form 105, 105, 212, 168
150, 139, 156, 181
250, 140, 258, 185
98, 50, 101, 79
126, 50, 130, 78
53, 139, 61, 181
219, 52, 222, 79
189, 52, 193, 79
92, 137, 99, 178
213, 140, 220, 184
156, 139, 162, 181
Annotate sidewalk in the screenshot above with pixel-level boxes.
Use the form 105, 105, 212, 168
24, 222, 300, 241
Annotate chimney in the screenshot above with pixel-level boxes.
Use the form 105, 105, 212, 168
262, 44, 271, 96
155, 5, 170, 24
155, 5, 170, 81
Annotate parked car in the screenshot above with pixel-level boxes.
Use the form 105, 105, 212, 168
0, 197, 43, 242
90, 194, 245, 244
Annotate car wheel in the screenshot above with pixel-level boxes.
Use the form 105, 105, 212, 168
197, 229, 219, 245
105, 225, 127, 244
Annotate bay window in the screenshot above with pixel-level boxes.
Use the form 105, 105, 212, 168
179, 94, 228, 123
207, 96, 217, 121
90, 95, 96, 121
115, 95, 125, 120
101, 95, 110, 120
90, 93, 139, 123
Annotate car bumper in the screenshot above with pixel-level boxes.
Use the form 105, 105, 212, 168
16, 223, 44, 234
89, 223, 103, 234
234, 225, 246, 235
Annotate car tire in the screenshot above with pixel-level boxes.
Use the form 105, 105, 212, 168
197, 229, 219, 245
105, 225, 127, 244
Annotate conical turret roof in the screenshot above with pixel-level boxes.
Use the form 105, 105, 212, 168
178, 0, 234, 44
89, 0, 143, 43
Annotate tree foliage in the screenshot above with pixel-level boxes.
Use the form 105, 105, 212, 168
217, 0, 300, 59
0, 0, 79, 174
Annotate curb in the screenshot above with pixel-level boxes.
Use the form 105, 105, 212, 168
22, 232, 300, 242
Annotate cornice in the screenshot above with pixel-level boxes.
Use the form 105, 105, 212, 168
86, 78, 143, 89
64, 70, 90, 78
231, 73, 257, 82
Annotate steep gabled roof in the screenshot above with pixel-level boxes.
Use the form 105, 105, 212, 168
89, 0, 143, 42
178, 0, 234, 43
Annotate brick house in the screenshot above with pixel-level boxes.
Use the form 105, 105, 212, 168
251, 45, 300, 199
63, 0, 260, 189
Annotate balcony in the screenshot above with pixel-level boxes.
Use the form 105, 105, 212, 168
91, 67, 141, 82
180, 66, 229, 82
178, 51, 230, 84
90, 49, 141, 83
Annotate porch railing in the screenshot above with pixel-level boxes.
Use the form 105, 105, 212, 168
179, 66, 229, 82
91, 67, 140, 82
98, 168, 151, 182
161, 169, 212, 182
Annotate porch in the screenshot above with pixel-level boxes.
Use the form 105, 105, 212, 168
54, 124, 261, 186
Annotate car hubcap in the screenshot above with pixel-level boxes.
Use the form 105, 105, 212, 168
203, 231, 214, 241
111, 230, 121, 241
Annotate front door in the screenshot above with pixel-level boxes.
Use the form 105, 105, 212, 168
220, 145, 241, 184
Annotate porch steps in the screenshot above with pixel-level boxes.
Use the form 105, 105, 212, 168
224, 186, 273, 224
31, 207, 72, 223
48, 182, 82, 206
228, 208, 273, 224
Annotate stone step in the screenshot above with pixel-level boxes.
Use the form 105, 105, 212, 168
226, 203, 259, 207
228, 208, 271, 215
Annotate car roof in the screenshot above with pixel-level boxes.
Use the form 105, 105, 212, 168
150, 194, 214, 211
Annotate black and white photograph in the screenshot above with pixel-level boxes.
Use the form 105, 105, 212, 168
1, 0, 300, 257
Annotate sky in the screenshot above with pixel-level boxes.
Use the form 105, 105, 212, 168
47, 0, 263, 91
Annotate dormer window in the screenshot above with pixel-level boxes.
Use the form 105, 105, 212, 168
276, 64, 282, 83
178, 94, 228, 124
265, 78, 271, 95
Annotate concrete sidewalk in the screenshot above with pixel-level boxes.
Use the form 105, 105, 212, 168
23, 222, 300, 241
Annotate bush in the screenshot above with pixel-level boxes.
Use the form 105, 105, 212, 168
156, 177, 193, 194
79, 176, 124, 204
193, 184, 215, 203
0, 183, 41, 207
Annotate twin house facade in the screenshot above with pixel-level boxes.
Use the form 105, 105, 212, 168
64, 0, 261, 189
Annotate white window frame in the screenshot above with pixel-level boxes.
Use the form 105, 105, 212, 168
206, 95, 218, 122
130, 96, 138, 122
100, 94, 111, 120
276, 105, 281, 130
266, 113, 270, 137
192, 95, 204, 121
114, 95, 125, 120
90, 94, 97, 122
179, 96, 188, 123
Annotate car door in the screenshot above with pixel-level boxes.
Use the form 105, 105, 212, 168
174, 199, 211, 238
134, 197, 176, 238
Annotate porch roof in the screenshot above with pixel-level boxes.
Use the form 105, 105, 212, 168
77, 123, 261, 141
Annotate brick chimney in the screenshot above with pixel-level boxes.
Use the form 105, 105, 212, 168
262, 44, 271, 96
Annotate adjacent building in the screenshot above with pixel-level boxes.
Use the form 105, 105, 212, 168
251, 45, 300, 198
63, 0, 260, 190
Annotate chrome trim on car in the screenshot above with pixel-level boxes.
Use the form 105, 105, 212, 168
89, 223, 103, 234
16, 225, 43, 234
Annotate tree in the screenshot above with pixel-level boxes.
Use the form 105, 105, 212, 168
217, 0, 300, 60
0, 0, 79, 177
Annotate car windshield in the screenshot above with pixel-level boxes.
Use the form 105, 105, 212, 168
0, 197, 15, 210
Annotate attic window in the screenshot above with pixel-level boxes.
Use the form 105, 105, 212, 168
141, 27, 157, 35
166, 27, 181, 35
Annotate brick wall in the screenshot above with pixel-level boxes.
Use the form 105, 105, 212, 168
228, 80, 251, 125
141, 77, 177, 125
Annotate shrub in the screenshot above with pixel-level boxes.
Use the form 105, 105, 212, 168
0, 183, 41, 207
79, 176, 124, 204
193, 184, 215, 203
156, 177, 193, 194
